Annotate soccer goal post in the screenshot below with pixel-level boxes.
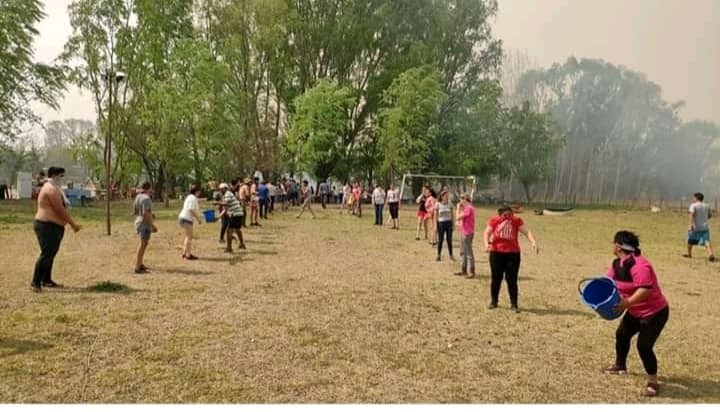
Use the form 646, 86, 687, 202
399, 173, 477, 204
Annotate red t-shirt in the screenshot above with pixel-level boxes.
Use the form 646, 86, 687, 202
488, 215, 524, 253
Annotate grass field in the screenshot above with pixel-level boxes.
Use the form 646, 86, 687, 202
1, 199, 719, 403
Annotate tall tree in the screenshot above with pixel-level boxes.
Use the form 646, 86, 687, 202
503, 102, 563, 203
376, 66, 446, 182
0, 0, 65, 141
283, 80, 355, 180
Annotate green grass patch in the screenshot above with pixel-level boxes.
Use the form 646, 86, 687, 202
85, 281, 133, 294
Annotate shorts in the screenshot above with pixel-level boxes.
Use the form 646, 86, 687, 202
179, 218, 193, 227
389, 202, 399, 219
688, 230, 710, 246
136, 223, 152, 241
228, 215, 243, 229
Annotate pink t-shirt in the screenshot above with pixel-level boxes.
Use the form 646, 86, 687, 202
424, 196, 436, 215
459, 205, 475, 236
607, 254, 669, 319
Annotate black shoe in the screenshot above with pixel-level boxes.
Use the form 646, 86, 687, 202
42, 281, 63, 288
436, 256, 441, 262
134, 267, 149, 274
710, 255, 716, 262
488, 302, 498, 309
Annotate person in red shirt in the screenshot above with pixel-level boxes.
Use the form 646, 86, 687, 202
483, 205, 538, 313
605, 230, 669, 398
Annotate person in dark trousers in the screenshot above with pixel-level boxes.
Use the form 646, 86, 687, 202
216, 183, 246, 253
371, 184, 385, 226
483, 205, 538, 313
604, 230, 670, 398
318, 180, 329, 209
258, 180, 269, 219
31, 167, 81, 292
435, 190, 455, 261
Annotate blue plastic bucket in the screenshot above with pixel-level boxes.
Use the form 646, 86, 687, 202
578, 277, 623, 320
203, 209, 216, 223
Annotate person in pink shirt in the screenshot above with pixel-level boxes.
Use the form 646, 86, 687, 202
605, 230, 669, 398
425, 188, 437, 245
454, 193, 476, 278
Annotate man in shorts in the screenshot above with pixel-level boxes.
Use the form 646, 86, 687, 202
218, 183, 246, 253
134, 182, 157, 274
685, 192, 715, 261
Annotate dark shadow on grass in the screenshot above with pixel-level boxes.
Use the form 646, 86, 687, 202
158, 267, 215, 276
202, 256, 243, 265
251, 249, 279, 256
250, 239, 278, 245
523, 307, 594, 318
0, 338, 52, 358
85, 281, 136, 294
660, 375, 720, 401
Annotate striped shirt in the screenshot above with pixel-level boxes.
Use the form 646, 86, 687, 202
224, 191, 244, 217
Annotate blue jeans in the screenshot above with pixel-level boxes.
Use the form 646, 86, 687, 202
374, 204, 384, 225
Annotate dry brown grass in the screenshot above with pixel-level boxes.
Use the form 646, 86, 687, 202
1, 200, 719, 403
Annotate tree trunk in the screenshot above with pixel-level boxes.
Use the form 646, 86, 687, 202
156, 163, 166, 202
521, 181, 532, 203
565, 147, 576, 203
583, 153, 593, 202
612, 151, 623, 205
553, 148, 565, 201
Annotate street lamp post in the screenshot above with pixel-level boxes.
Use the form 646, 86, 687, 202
102, 69, 125, 236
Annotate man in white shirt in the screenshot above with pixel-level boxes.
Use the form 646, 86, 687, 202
685, 192, 715, 261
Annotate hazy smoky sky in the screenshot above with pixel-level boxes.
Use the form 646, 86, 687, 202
31, 0, 720, 125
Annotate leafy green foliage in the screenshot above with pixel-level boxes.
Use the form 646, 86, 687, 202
0, 0, 65, 141
376, 66, 446, 181
284, 80, 355, 179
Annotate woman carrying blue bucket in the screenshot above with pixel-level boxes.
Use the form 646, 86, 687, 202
605, 230, 669, 397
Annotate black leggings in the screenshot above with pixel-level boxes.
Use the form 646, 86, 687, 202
220, 214, 229, 240
489, 252, 521, 305
437, 220, 453, 257
615, 306, 669, 375
32, 220, 65, 287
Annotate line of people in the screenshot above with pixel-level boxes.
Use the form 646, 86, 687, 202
28, 167, 671, 397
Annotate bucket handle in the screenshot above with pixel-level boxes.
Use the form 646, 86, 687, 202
577, 278, 594, 295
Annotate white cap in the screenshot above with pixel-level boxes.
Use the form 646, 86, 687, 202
218, 183, 229, 189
